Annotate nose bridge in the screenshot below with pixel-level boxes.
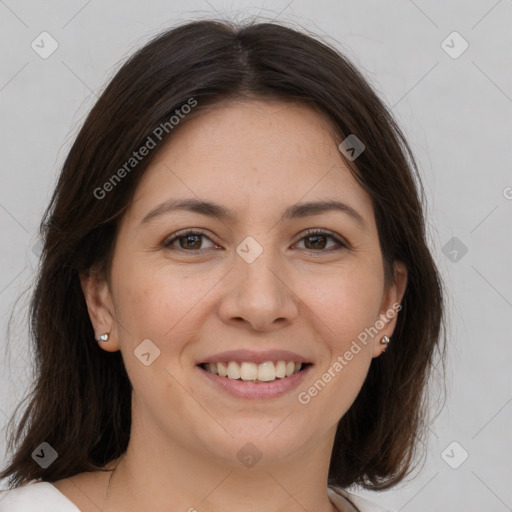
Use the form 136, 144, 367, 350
220, 234, 298, 330
236, 234, 285, 301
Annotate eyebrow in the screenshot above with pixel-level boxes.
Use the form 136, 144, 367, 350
140, 198, 367, 230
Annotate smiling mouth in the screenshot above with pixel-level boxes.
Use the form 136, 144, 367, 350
198, 361, 312, 383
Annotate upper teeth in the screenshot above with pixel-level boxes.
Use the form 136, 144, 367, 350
204, 361, 303, 382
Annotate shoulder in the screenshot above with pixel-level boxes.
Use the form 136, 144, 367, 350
328, 485, 397, 512
0, 481, 80, 512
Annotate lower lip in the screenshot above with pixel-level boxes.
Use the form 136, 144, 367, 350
196, 365, 312, 400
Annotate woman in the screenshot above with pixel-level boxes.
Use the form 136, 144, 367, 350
0, 19, 445, 512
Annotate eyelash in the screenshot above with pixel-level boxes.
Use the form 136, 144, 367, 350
162, 228, 348, 254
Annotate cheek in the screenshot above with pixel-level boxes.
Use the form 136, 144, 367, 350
110, 265, 201, 408
298, 263, 384, 348
111, 256, 207, 341
295, 271, 379, 425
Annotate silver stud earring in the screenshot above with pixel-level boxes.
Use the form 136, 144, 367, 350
380, 335, 390, 351
97, 332, 110, 343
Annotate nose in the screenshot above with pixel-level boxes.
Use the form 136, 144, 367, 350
217, 250, 299, 332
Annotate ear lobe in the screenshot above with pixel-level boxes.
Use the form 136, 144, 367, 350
80, 270, 120, 351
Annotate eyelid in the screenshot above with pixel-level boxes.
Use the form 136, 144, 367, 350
162, 228, 218, 250
163, 227, 350, 252
294, 228, 349, 250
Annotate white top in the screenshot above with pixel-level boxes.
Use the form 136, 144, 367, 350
0, 481, 395, 512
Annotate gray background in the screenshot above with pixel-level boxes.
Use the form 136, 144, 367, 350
1, 1, 511, 511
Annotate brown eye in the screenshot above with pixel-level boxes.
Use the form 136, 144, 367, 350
304, 234, 328, 250
163, 230, 216, 252
295, 230, 347, 252
178, 234, 203, 250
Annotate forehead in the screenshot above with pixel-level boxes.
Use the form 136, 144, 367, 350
127, 100, 375, 229
153, 99, 341, 170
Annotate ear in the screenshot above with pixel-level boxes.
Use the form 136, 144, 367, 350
372, 260, 408, 358
80, 270, 120, 352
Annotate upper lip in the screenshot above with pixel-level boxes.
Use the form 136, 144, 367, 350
197, 349, 311, 365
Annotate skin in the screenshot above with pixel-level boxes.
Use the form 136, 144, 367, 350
53, 99, 407, 512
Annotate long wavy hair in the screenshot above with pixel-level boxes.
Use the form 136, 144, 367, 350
1, 18, 446, 491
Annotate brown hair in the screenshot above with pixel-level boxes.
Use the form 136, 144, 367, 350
1, 18, 446, 491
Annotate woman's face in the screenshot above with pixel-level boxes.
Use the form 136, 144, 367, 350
84, 99, 407, 468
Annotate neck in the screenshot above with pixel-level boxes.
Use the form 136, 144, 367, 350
102, 414, 340, 512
